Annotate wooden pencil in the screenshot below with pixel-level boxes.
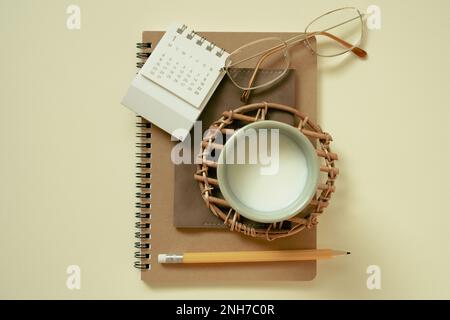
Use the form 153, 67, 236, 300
158, 249, 350, 264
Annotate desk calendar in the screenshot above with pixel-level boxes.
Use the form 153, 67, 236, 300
122, 23, 229, 141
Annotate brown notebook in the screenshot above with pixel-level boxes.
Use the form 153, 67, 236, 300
174, 69, 297, 228
135, 30, 317, 283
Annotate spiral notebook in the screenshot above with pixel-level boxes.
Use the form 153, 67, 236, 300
134, 30, 318, 283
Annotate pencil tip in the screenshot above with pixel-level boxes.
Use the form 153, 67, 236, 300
347, 252, 351, 255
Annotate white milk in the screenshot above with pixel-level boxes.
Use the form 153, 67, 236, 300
225, 132, 309, 213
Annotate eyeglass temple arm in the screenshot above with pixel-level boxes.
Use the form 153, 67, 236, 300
240, 45, 281, 102
285, 31, 367, 59
316, 31, 367, 58
241, 32, 367, 102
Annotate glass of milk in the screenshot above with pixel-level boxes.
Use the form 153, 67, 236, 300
217, 120, 319, 223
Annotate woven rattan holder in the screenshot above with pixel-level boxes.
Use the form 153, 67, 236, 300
195, 102, 338, 241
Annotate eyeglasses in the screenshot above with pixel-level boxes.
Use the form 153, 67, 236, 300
222, 7, 367, 102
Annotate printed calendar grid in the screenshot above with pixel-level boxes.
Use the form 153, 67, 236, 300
140, 23, 229, 108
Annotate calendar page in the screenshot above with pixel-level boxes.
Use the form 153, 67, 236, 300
140, 23, 229, 108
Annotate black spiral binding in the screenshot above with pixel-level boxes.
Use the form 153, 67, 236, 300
134, 41, 152, 271
133, 30, 225, 270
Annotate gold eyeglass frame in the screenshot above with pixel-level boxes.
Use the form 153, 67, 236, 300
221, 7, 367, 102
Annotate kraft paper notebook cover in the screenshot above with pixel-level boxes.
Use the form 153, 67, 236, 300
135, 30, 317, 283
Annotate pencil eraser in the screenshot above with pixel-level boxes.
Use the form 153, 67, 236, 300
158, 253, 183, 263
158, 254, 167, 263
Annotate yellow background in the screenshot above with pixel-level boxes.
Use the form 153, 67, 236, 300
1, 0, 449, 299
